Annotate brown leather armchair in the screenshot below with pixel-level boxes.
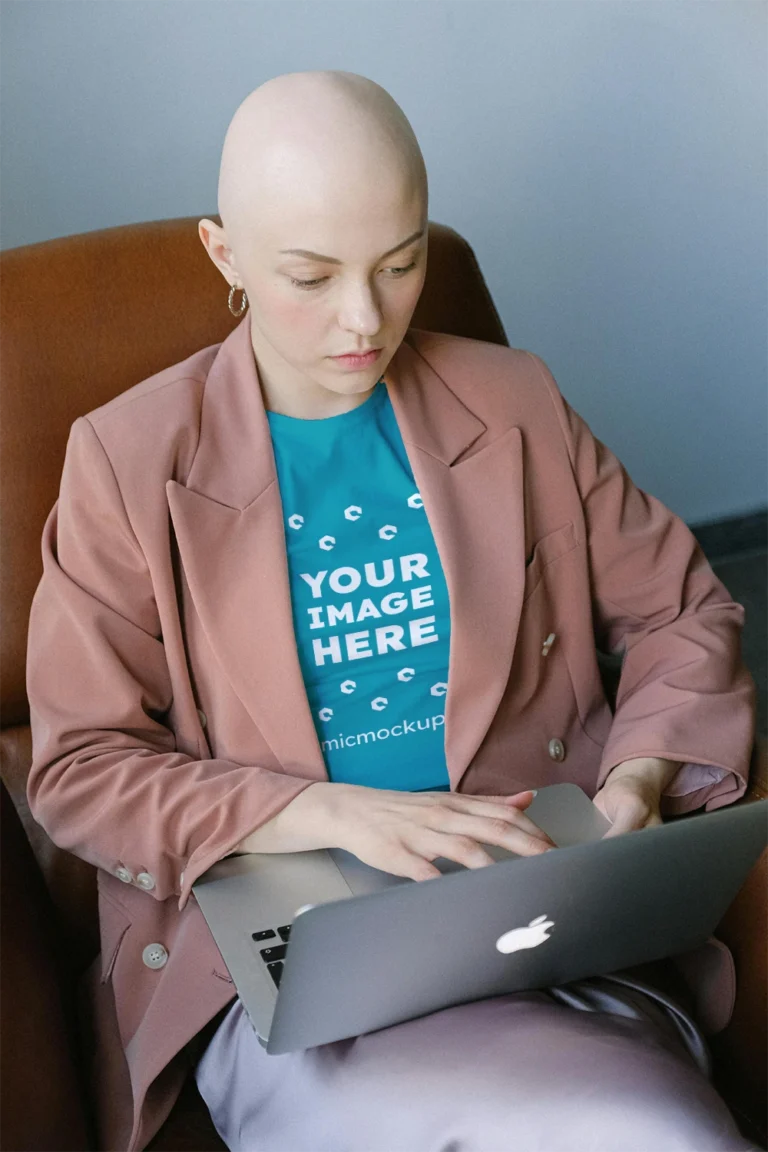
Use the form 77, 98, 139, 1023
1, 217, 765, 1152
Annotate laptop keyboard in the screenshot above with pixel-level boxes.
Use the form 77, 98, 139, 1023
251, 924, 292, 988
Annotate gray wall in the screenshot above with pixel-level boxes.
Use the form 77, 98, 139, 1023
2, 0, 765, 525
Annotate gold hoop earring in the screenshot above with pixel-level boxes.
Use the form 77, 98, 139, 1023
228, 284, 248, 317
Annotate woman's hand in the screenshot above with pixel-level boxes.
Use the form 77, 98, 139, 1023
593, 756, 679, 837
236, 782, 556, 880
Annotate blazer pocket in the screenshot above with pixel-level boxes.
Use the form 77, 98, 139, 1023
523, 521, 578, 602
98, 889, 132, 984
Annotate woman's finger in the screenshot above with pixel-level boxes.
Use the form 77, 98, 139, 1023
500, 789, 538, 807
398, 846, 444, 881
413, 830, 501, 871
600, 796, 651, 838
354, 838, 443, 882
419, 789, 536, 809
430, 794, 555, 846
423, 808, 555, 856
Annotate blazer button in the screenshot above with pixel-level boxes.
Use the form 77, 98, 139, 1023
136, 872, 156, 891
541, 632, 557, 657
197, 709, 207, 729
548, 738, 566, 762
142, 943, 168, 970
115, 866, 134, 884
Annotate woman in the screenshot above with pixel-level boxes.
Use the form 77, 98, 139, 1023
26, 70, 757, 1151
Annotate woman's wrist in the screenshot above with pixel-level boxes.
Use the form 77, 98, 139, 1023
233, 781, 346, 854
604, 756, 680, 794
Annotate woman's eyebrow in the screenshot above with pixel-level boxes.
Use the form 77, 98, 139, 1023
278, 229, 425, 265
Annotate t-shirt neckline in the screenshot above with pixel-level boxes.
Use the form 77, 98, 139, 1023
266, 377, 387, 432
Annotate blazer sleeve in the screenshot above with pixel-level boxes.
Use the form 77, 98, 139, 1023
26, 416, 317, 910
525, 353, 756, 815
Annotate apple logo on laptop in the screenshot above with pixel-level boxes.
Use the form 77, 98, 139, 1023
495, 914, 555, 954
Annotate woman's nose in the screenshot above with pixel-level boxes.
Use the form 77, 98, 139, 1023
337, 283, 384, 331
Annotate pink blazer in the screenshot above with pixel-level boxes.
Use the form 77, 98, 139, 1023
26, 318, 755, 1150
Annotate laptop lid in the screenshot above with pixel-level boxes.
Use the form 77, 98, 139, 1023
263, 797, 767, 1053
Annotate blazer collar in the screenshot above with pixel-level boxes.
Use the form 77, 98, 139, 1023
182, 316, 488, 508
167, 318, 526, 790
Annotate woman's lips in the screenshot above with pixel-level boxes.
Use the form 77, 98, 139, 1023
330, 348, 382, 369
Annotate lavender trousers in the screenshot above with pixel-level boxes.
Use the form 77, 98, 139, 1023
194, 971, 756, 1152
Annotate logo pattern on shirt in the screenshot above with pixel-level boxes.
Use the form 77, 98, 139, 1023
285, 493, 446, 718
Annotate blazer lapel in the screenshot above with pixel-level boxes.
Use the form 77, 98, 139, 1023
167, 320, 526, 791
166, 320, 328, 782
385, 342, 526, 788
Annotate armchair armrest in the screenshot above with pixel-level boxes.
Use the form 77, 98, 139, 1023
709, 736, 767, 1147
0, 777, 92, 1151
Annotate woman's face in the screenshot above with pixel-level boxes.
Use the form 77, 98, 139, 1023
226, 162, 428, 416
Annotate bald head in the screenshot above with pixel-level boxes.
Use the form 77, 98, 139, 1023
217, 70, 428, 250
200, 71, 429, 419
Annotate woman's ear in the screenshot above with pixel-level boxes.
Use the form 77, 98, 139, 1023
198, 218, 239, 285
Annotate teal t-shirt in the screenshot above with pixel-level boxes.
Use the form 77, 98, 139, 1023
266, 378, 451, 792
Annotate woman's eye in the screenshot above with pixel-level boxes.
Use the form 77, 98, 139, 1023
389, 260, 418, 278
290, 259, 421, 290
287, 276, 324, 290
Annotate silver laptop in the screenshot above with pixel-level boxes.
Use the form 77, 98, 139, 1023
193, 783, 767, 1055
